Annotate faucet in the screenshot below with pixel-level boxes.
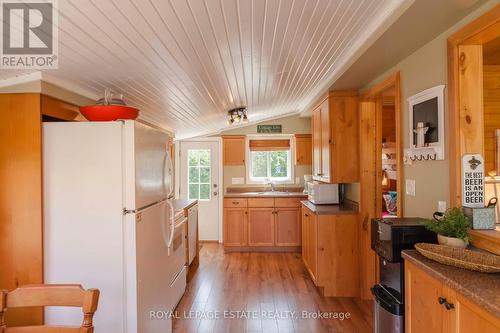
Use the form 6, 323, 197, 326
268, 181, 277, 192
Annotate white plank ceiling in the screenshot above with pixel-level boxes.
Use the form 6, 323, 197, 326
1, 0, 410, 138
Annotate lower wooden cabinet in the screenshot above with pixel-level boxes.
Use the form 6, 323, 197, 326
248, 208, 275, 246
302, 207, 317, 282
301, 204, 358, 297
223, 197, 304, 249
275, 208, 301, 246
223, 208, 247, 246
405, 260, 500, 333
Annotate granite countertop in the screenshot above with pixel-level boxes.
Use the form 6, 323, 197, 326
225, 191, 307, 198
402, 249, 500, 317
301, 200, 358, 215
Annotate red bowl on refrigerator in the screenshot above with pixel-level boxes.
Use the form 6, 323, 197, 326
79, 105, 139, 121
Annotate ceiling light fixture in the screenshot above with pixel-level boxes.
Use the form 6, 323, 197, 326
226, 107, 248, 125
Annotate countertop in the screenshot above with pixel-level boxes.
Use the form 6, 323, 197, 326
172, 199, 198, 220
301, 200, 358, 215
172, 198, 197, 214
402, 249, 500, 317
225, 192, 307, 198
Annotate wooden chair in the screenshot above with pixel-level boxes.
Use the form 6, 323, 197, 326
0, 284, 99, 333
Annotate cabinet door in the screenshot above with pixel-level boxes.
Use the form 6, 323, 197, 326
405, 261, 445, 333
248, 208, 275, 246
320, 100, 331, 183
224, 208, 247, 246
330, 94, 359, 182
222, 136, 245, 165
294, 134, 312, 165
446, 288, 500, 333
301, 208, 309, 266
312, 108, 322, 179
308, 213, 318, 282
275, 208, 301, 246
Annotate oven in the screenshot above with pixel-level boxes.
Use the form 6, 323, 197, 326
168, 215, 187, 311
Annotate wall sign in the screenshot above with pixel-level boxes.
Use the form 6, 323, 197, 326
462, 154, 484, 208
257, 125, 282, 133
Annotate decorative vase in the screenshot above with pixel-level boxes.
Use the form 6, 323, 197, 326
437, 234, 467, 248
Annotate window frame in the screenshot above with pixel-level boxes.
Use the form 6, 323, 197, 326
246, 134, 295, 184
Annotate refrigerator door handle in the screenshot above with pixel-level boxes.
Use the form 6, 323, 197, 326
165, 200, 175, 255
163, 150, 174, 199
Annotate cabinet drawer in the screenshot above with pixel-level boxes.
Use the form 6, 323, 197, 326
224, 198, 248, 208
275, 197, 304, 207
247, 198, 275, 207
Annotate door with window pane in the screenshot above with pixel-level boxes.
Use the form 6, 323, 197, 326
180, 141, 220, 241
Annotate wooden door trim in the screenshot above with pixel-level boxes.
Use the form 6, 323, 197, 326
361, 71, 403, 217
448, 4, 500, 206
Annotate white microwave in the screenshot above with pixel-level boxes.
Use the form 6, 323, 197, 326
307, 182, 339, 205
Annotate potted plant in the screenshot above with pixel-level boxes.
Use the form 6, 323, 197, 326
424, 207, 471, 248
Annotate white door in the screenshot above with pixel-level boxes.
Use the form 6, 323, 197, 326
179, 141, 220, 241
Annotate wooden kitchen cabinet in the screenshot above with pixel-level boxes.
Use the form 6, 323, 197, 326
224, 197, 305, 250
222, 135, 245, 165
275, 208, 301, 246
310, 91, 359, 183
223, 208, 248, 246
405, 261, 500, 333
294, 134, 312, 165
301, 206, 317, 282
301, 203, 358, 297
248, 208, 275, 246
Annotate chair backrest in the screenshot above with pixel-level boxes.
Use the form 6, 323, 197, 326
0, 284, 99, 333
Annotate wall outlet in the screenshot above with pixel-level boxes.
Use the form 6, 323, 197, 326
438, 201, 447, 213
295, 177, 300, 184
231, 177, 244, 185
406, 179, 416, 196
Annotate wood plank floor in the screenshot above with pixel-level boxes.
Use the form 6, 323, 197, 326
173, 243, 373, 333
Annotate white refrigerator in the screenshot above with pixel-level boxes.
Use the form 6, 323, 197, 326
43, 120, 185, 333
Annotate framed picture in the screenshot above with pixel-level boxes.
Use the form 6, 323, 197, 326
408, 85, 445, 151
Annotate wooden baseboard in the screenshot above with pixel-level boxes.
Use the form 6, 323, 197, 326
199, 240, 220, 243
224, 246, 301, 253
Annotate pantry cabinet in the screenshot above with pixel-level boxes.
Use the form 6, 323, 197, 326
311, 91, 359, 183
223, 197, 304, 249
222, 135, 246, 165
405, 260, 500, 333
301, 203, 359, 297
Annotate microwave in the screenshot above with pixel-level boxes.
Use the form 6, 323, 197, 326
307, 182, 339, 204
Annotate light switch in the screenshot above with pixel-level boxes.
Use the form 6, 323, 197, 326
406, 179, 416, 196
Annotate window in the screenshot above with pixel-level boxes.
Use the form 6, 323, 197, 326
247, 136, 293, 183
188, 149, 211, 200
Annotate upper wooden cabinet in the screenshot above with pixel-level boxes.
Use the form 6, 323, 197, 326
294, 134, 312, 165
405, 260, 500, 333
311, 91, 359, 183
222, 135, 245, 165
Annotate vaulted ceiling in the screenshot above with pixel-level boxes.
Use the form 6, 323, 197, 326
1, 0, 411, 138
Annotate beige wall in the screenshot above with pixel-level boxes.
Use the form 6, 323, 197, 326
217, 114, 312, 191
359, 0, 498, 218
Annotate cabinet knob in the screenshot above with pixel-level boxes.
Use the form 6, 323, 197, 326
438, 297, 447, 305
444, 302, 455, 310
